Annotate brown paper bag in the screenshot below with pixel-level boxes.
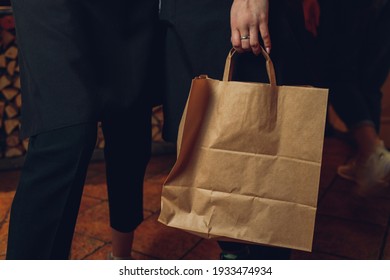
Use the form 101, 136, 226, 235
158, 48, 328, 252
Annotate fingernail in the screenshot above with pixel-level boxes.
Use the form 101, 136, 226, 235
266, 47, 271, 54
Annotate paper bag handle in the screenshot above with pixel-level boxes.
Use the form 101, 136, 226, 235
223, 47, 277, 86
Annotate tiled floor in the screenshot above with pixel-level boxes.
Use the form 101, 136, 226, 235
1, 136, 390, 260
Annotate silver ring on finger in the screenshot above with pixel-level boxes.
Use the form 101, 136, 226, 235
240, 35, 250, 40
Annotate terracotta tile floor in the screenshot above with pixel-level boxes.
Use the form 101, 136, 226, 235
1, 136, 390, 260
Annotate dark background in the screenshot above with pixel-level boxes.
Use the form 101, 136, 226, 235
0, 1, 10, 7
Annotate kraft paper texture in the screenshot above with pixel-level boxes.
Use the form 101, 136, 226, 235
158, 49, 329, 252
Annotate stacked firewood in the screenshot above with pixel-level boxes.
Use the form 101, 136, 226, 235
152, 105, 164, 142
0, 13, 25, 158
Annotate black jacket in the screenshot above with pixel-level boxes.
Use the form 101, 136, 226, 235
11, 0, 159, 138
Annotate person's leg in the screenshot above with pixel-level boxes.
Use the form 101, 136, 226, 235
93, 0, 158, 259
335, 1, 390, 190
110, 230, 135, 259
6, 123, 97, 260
333, 82, 390, 191
102, 100, 152, 259
352, 123, 382, 160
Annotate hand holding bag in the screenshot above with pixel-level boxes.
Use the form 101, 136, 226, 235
158, 47, 329, 252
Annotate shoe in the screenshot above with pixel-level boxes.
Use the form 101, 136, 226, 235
220, 246, 250, 260
337, 141, 390, 194
220, 252, 241, 260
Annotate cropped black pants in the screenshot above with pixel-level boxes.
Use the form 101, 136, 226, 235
6, 102, 151, 260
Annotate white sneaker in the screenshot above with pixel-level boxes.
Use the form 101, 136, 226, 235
337, 141, 390, 194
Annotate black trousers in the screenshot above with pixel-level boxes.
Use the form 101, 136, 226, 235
6, 102, 151, 260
